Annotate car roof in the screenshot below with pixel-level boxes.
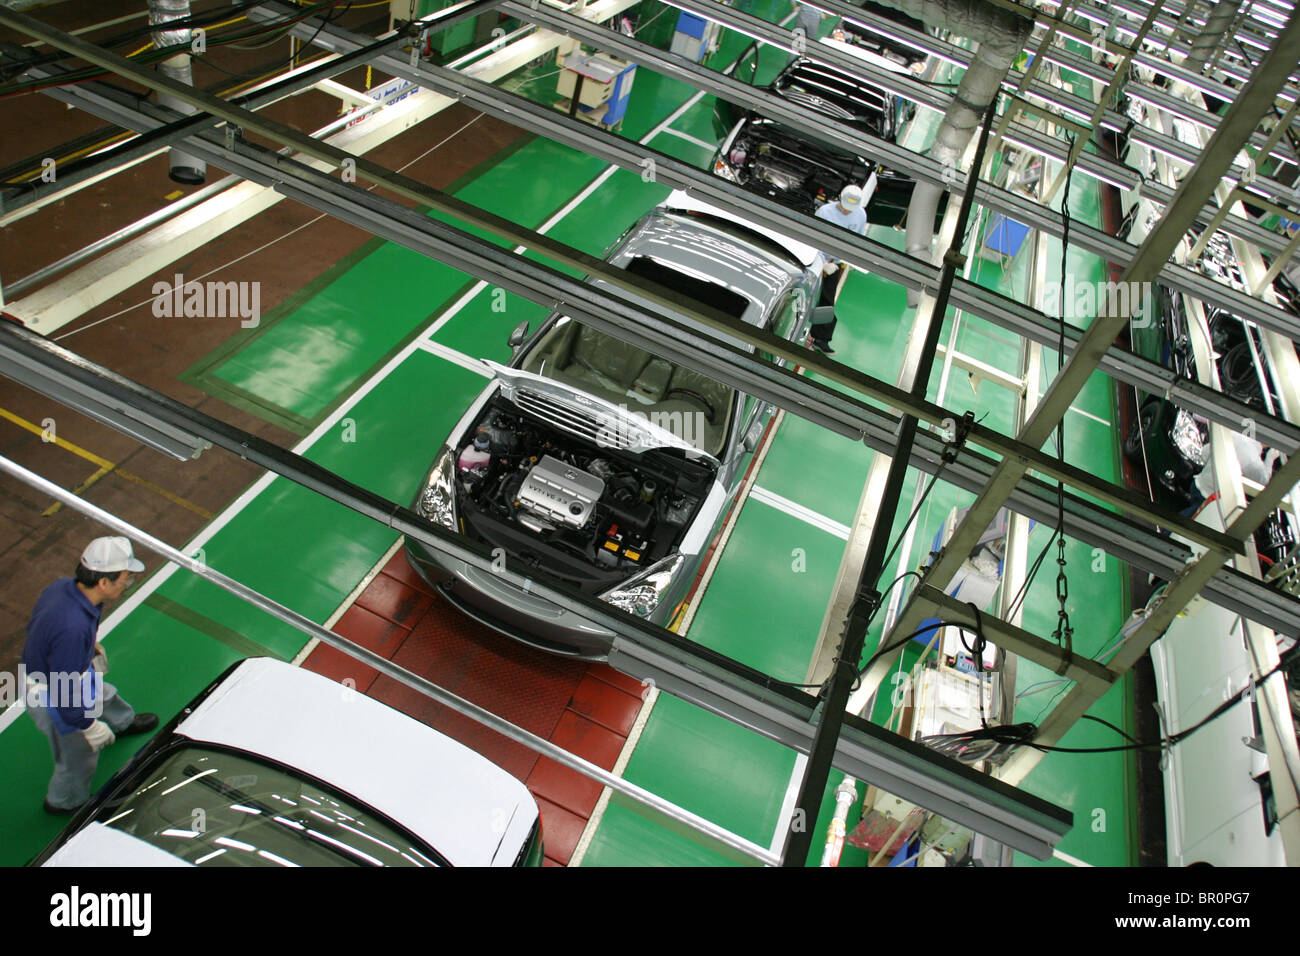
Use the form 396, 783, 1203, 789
169, 658, 537, 867
44, 823, 195, 867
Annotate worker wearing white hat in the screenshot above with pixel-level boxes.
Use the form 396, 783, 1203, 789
809, 180, 873, 354
22, 536, 158, 814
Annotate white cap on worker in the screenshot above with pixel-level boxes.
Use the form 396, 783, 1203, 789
81, 536, 145, 574
839, 184, 864, 208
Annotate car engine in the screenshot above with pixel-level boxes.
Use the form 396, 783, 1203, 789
453, 404, 714, 588
726, 123, 872, 214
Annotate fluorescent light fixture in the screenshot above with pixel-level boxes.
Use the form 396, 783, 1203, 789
839, 17, 965, 68
657, 0, 797, 52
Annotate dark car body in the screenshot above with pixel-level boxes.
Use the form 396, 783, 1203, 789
712, 36, 927, 226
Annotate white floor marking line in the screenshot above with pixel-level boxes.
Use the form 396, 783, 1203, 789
750, 485, 851, 540
1052, 847, 1093, 867
416, 339, 492, 376
770, 752, 808, 857
570, 682, 657, 867
1067, 404, 1110, 427
657, 126, 718, 152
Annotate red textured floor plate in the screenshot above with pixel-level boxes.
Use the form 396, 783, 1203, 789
302, 550, 644, 866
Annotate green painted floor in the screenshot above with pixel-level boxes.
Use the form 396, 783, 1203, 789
0, 3, 1136, 868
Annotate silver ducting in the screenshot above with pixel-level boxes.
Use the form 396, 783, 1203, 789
865, 1, 1032, 301
149, 0, 205, 184
1184, 0, 1243, 74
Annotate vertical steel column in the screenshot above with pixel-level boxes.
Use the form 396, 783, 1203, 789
781, 100, 999, 867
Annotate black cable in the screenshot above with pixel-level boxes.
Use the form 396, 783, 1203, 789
1027, 643, 1300, 754
1081, 713, 1139, 745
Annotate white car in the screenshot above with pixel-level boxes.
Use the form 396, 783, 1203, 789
34, 658, 543, 867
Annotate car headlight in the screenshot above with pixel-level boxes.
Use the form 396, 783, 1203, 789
417, 445, 458, 530
1170, 409, 1209, 468
713, 157, 741, 182
600, 554, 685, 618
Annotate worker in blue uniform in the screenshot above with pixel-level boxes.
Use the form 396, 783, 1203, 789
23, 536, 158, 814
808, 181, 871, 354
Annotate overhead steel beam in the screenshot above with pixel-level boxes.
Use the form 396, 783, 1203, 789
277, 4, 1300, 456
0, 0, 504, 221
490, 0, 1300, 337
6, 12, 1250, 555
808, 0, 1300, 187
30, 12, 1300, 639
0, 319, 1072, 860
867, 4, 1300, 717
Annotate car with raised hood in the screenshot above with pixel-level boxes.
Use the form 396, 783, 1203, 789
33, 658, 543, 867
405, 190, 825, 659
711, 30, 929, 226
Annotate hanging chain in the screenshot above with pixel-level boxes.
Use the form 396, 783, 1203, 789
1053, 530, 1073, 664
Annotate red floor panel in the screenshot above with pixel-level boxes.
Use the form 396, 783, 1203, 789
533, 795, 587, 867
569, 672, 642, 736
332, 603, 415, 655
354, 572, 435, 628
301, 551, 646, 865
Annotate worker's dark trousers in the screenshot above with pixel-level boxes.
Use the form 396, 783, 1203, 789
810, 266, 841, 345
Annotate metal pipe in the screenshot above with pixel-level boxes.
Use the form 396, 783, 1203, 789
0, 450, 780, 866
7, 175, 236, 296
149, 0, 204, 184
820, 776, 858, 866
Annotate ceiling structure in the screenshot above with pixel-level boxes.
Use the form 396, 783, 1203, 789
0, 0, 1298, 865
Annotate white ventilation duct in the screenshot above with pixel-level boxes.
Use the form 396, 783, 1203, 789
866, 1, 1033, 295
1184, 0, 1243, 74
149, 0, 206, 184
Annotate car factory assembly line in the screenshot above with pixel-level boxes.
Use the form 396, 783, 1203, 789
0, 0, 1297, 871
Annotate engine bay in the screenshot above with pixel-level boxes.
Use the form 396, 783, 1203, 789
724, 121, 872, 214
453, 400, 715, 590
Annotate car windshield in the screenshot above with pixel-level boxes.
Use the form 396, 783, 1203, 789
520, 309, 739, 459
95, 746, 442, 867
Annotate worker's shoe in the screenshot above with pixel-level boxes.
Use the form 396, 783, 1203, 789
119, 713, 159, 736
811, 341, 836, 355
43, 799, 83, 816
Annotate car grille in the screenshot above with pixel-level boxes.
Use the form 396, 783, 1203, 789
781, 89, 856, 123
514, 388, 637, 451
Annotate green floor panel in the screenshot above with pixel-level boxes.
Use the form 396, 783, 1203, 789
579, 799, 750, 866
686, 502, 852, 678
662, 96, 727, 152
206, 242, 440, 421
756, 414, 875, 527
618, 693, 797, 845
430, 290, 552, 362
648, 129, 718, 167
306, 350, 491, 502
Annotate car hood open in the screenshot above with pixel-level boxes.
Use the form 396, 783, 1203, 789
485, 359, 721, 467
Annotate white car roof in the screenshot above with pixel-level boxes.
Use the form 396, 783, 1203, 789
171, 658, 538, 867
44, 823, 195, 867
660, 189, 821, 268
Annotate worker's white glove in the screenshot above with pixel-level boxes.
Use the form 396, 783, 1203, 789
81, 719, 116, 753
92, 644, 108, 674
822, 261, 839, 276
